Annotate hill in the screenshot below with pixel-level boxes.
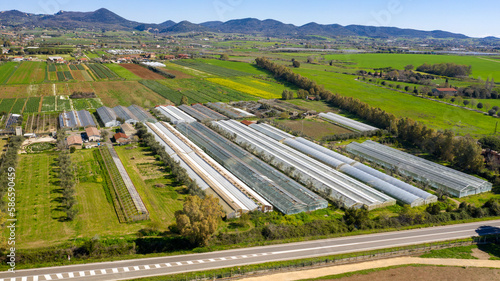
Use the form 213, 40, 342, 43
0, 8, 471, 39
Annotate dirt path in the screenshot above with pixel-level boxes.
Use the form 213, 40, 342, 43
238, 257, 500, 281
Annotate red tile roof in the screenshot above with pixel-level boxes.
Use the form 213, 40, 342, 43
435, 88, 457, 92
241, 120, 256, 126
114, 132, 128, 140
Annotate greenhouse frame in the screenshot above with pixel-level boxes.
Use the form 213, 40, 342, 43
156, 105, 196, 124
346, 140, 492, 198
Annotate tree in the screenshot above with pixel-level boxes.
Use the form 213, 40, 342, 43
404, 64, 414, 71
463, 100, 470, 106
477, 103, 483, 109
279, 112, 289, 119
187, 180, 205, 198
292, 60, 300, 68
70, 146, 76, 153
180, 95, 189, 105
220, 53, 229, 61
175, 195, 224, 246
343, 208, 369, 230
100, 130, 109, 141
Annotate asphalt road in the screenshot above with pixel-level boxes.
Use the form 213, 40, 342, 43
2, 220, 500, 281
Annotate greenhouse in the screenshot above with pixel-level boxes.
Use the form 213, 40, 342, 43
319, 112, 379, 132
128, 105, 157, 123
206, 102, 255, 119
145, 122, 269, 217
176, 121, 327, 214
346, 140, 492, 198
156, 105, 196, 124
249, 123, 294, 141
214, 120, 396, 210
284, 138, 436, 206
178, 104, 228, 122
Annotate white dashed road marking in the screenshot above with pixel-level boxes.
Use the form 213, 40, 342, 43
209, 259, 216, 262
56, 273, 63, 279
112, 268, 118, 273
231, 256, 237, 259
155, 264, 161, 268
198, 260, 205, 263
33, 276, 38, 281
175, 262, 182, 266
123, 267, 130, 272
44, 275, 52, 280
90, 270, 95, 276
186, 261, 193, 264
144, 265, 150, 269
100, 269, 106, 275
165, 263, 172, 267
68, 272, 74, 278
79, 271, 85, 277
133, 266, 140, 271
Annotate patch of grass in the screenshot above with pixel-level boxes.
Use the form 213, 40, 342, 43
420, 245, 478, 259
0, 62, 19, 84
106, 63, 141, 80
293, 65, 499, 136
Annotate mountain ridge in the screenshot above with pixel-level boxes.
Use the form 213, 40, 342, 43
0, 8, 489, 39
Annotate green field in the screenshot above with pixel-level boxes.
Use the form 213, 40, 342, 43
157, 78, 260, 104
24, 97, 41, 113
323, 53, 500, 81
6, 62, 46, 84
0, 98, 16, 113
0, 62, 19, 84
11, 98, 27, 114
41, 96, 56, 112
8, 147, 186, 249
72, 99, 90, 110
57, 97, 72, 111
199, 59, 268, 75
174, 59, 253, 77
293, 65, 499, 136
105, 64, 141, 80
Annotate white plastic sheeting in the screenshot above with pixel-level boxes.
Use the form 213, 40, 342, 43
319, 112, 378, 132
157, 105, 196, 124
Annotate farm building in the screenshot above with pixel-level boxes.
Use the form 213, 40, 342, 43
97, 106, 119, 127
85, 127, 101, 142
77, 110, 97, 127
114, 132, 130, 145
67, 135, 83, 147
432, 88, 458, 96
113, 106, 138, 124
59, 110, 95, 129
121, 123, 136, 136
346, 140, 492, 198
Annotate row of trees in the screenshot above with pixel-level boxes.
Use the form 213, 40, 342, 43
56, 130, 78, 220
255, 57, 485, 173
0, 136, 23, 210
417, 63, 472, 77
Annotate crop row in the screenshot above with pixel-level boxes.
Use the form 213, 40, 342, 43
87, 64, 118, 79
76, 64, 85, 71
56, 72, 65, 81
69, 65, 78, 71
11, 98, 27, 114
57, 98, 72, 111
174, 60, 251, 77
48, 64, 56, 72
24, 97, 41, 113
63, 71, 74, 80
139, 80, 185, 104
0, 98, 16, 113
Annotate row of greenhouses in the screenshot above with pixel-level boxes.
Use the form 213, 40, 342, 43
178, 104, 228, 122
213, 120, 396, 210
176, 121, 328, 215
346, 140, 492, 198
249, 123, 437, 207
156, 105, 197, 124
145, 121, 271, 217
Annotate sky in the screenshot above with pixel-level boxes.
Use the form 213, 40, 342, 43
1, 0, 499, 38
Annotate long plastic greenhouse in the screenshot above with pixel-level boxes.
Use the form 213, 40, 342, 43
319, 112, 379, 132
249, 123, 436, 207
346, 140, 492, 198
156, 105, 196, 124
213, 120, 396, 210
178, 104, 228, 122
145, 122, 271, 217
176, 121, 327, 215
206, 102, 255, 119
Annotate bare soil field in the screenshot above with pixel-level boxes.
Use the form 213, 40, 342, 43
277, 118, 353, 140
0, 85, 29, 98
119, 64, 165, 80
321, 266, 500, 281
